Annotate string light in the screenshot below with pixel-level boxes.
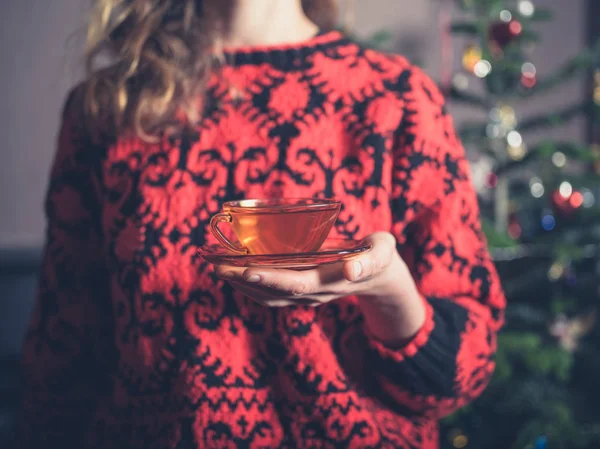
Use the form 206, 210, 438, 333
507, 130, 523, 147
462, 45, 482, 73
522, 62, 537, 76
509, 20, 523, 35
559, 181, 573, 198
487, 124, 503, 138
535, 435, 548, 449
518, 0, 535, 17
521, 62, 537, 88
507, 130, 526, 160
500, 10, 512, 22
594, 70, 600, 105
582, 188, 595, 207
499, 105, 517, 128
508, 143, 527, 160
453, 73, 469, 90
448, 428, 469, 449
548, 262, 564, 281
474, 60, 492, 78
551, 151, 566, 168
453, 434, 469, 448
489, 107, 502, 122
594, 86, 600, 105
530, 180, 544, 198
570, 191, 584, 208
541, 214, 556, 231
522, 74, 537, 88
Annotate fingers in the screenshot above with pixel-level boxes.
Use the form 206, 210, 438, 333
212, 230, 400, 306
229, 281, 321, 308
343, 231, 397, 282
215, 265, 329, 297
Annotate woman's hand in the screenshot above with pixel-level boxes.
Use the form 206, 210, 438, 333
214, 232, 427, 346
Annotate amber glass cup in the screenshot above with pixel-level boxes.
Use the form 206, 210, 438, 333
209, 198, 341, 255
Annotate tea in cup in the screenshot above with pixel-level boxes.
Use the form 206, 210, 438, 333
209, 198, 341, 255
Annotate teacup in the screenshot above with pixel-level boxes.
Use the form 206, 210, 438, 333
209, 198, 341, 255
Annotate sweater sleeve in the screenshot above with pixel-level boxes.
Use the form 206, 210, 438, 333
364, 67, 506, 419
16, 89, 114, 448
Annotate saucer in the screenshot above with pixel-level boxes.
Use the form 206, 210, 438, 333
198, 239, 371, 269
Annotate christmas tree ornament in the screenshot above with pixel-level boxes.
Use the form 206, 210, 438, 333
549, 311, 597, 352
462, 45, 482, 73
521, 72, 537, 88
489, 19, 523, 49
521, 62, 537, 89
507, 213, 522, 238
470, 154, 497, 199
485, 172, 499, 188
551, 186, 578, 217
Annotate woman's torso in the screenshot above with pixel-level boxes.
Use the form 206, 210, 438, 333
89, 31, 437, 449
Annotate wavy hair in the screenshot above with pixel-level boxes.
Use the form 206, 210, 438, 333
84, 0, 338, 141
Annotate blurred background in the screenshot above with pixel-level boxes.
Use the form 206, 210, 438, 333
0, 0, 598, 448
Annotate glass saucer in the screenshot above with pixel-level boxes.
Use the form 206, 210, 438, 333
198, 239, 371, 269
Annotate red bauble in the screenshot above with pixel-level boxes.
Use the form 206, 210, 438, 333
521, 73, 537, 88
551, 190, 579, 217
489, 20, 523, 48
485, 172, 498, 188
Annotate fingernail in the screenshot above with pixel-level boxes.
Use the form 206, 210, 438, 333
353, 261, 363, 279
246, 274, 261, 283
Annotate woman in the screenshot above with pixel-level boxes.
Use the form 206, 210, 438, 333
17, 0, 505, 448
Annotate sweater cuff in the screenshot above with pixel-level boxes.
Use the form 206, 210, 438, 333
363, 296, 471, 399
365, 294, 435, 361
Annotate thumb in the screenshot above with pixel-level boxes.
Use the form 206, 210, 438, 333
343, 232, 397, 282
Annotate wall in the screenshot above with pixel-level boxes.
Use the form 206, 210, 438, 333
0, 0, 87, 250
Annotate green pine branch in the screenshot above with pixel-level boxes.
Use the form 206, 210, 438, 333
520, 44, 600, 98
495, 141, 598, 176
518, 103, 596, 133
458, 102, 595, 141
446, 85, 491, 109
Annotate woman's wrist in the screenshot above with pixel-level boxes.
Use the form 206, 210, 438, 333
357, 253, 427, 348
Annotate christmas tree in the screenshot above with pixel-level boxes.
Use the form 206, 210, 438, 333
433, 1, 600, 448
349, 0, 600, 446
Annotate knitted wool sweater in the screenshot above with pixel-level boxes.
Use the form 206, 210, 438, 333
18, 31, 505, 449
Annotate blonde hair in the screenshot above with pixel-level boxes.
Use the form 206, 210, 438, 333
83, 0, 338, 142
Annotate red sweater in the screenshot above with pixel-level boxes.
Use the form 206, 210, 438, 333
18, 31, 505, 449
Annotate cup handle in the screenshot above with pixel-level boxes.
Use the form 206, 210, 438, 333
209, 213, 248, 254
